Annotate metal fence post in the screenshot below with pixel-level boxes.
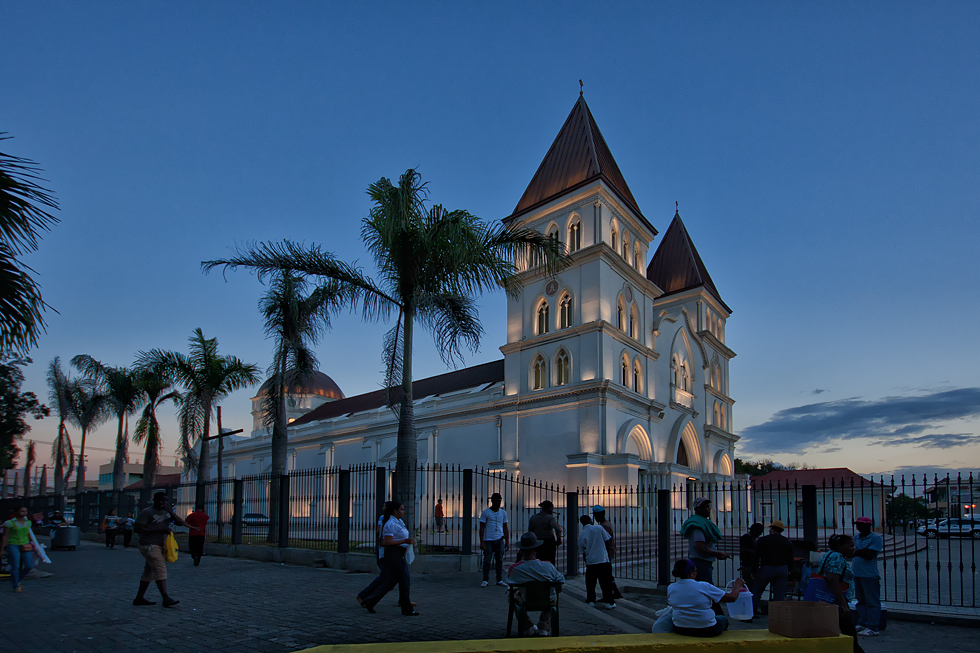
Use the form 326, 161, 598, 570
802, 484, 818, 547
232, 479, 244, 546
338, 469, 351, 554
657, 489, 671, 586
462, 469, 473, 556
566, 490, 579, 577
375, 466, 386, 519
277, 473, 290, 549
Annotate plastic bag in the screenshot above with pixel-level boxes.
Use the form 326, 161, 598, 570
164, 532, 178, 563
405, 544, 415, 565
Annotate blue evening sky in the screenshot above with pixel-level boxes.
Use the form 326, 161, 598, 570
3, 3, 978, 480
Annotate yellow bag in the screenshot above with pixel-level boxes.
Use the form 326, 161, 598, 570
164, 532, 178, 563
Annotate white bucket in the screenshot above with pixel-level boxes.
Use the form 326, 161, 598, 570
725, 581, 754, 621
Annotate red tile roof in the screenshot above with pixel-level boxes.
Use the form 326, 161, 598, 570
646, 211, 730, 312
505, 95, 655, 235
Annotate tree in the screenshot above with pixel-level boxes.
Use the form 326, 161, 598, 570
0, 134, 60, 356
71, 356, 145, 491
66, 378, 110, 495
22, 439, 35, 496
46, 356, 75, 497
139, 328, 259, 506
0, 356, 48, 469
132, 364, 180, 489
204, 168, 569, 528
887, 494, 931, 528
734, 458, 797, 477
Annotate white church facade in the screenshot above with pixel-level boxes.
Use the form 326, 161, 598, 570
213, 95, 739, 491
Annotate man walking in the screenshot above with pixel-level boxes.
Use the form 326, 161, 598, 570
506, 532, 566, 636
479, 492, 509, 587
185, 504, 209, 567
680, 497, 729, 586
739, 522, 764, 584
752, 520, 794, 615
133, 492, 184, 607
528, 500, 562, 566
578, 514, 616, 609
852, 516, 883, 637
434, 499, 445, 533
591, 505, 623, 601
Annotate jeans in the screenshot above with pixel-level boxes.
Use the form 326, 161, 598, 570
5, 544, 35, 589
362, 546, 412, 612
854, 576, 881, 630
692, 558, 714, 586
357, 556, 387, 601
482, 538, 505, 582
585, 561, 616, 604
753, 564, 789, 612
673, 615, 729, 637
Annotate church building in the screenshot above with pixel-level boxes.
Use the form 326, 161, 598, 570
215, 95, 738, 491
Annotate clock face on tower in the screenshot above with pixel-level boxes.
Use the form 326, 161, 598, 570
545, 280, 559, 296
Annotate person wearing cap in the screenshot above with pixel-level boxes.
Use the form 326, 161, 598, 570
592, 505, 623, 601
578, 514, 617, 609
479, 492, 510, 587
506, 532, 566, 636
752, 520, 794, 615
852, 516, 883, 637
528, 500, 562, 566
680, 497, 729, 586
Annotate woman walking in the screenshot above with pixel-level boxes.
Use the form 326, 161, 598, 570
102, 509, 120, 549
2, 506, 35, 592
357, 501, 419, 616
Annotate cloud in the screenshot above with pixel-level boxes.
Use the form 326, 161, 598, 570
739, 387, 980, 455
812, 388, 827, 395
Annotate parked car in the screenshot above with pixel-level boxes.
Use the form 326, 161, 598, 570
917, 518, 980, 539
242, 513, 270, 531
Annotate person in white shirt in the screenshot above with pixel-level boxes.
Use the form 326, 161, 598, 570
578, 515, 616, 609
657, 558, 745, 637
479, 492, 509, 587
506, 532, 566, 636
356, 501, 419, 616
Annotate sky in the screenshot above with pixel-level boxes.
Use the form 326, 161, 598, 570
3, 2, 978, 483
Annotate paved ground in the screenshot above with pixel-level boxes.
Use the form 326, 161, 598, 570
2, 539, 976, 652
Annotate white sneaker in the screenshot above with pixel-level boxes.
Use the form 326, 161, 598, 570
858, 629, 880, 637
855, 626, 866, 634
537, 630, 551, 637
496, 581, 508, 587
525, 625, 538, 637
480, 581, 488, 587
587, 601, 596, 608
599, 602, 617, 610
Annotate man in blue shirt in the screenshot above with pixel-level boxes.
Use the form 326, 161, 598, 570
851, 516, 883, 637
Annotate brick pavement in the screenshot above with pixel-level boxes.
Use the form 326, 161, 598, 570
1, 540, 625, 652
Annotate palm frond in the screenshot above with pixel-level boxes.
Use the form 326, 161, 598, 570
381, 312, 404, 408
415, 292, 483, 367
0, 135, 60, 255
0, 245, 52, 354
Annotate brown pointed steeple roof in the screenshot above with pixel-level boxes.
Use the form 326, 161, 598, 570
647, 211, 730, 313
506, 96, 655, 235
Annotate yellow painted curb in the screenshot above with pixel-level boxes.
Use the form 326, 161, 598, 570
295, 631, 851, 653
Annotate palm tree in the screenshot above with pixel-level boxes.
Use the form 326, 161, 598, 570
139, 328, 259, 506
260, 270, 336, 477
22, 439, 35, 496
132, 364, 181, 489
71, 356, 145, 491
203, 169, 569, 528
67, 379, 110, 495
46, 357, 75, 498
0, 134, 60, 356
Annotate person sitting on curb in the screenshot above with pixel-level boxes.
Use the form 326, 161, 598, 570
506, 532, 565, 636
651, 559, 746, 637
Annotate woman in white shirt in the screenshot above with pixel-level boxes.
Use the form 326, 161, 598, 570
665, 558, 745, 637
357, 501, 419, 616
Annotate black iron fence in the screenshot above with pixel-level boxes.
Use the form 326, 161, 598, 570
2, 468, 975, 608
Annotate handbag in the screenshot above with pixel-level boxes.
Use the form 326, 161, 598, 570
164, 532, 179, 563
803, 552, 849, 604
21, 543, 34, 552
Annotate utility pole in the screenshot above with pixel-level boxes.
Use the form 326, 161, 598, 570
208, 406, 243, 542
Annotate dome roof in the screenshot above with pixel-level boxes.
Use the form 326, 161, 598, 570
257, 370, 345, 401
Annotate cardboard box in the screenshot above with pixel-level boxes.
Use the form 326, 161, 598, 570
768, 601, 841, 638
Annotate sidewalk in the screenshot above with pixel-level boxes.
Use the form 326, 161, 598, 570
1, 540, 975, 652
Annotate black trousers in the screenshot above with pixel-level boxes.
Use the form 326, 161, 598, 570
538, 539, 558, 566
189, 535, 205, 560
585, 562, 616, 604
122, 530, 133, 547
105, 529, 117, 548
362, 546, 412, 612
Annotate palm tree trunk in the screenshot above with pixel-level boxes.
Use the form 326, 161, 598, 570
395, 310, 417, 532
144, 406, 159, 489
112, 413, 126, 491
54, 423, 66, 497
268, 347, 289, 543
75, 427, 88, 495
196, 403, 212, 507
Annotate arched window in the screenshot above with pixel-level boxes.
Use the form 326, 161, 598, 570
621, 355, 629, 386
568, 220, 582, 252
622, 234, 630, 260
713, 402, 720, 426
634, 244, 642, 270
558, 294, 572, 329
536, 301, 550, 335
556, 349, 570, 386
721, 404, 728, 431
633, 360, 642, 393
681, 362, 690, 392
533, 355, 547, 390
629, 304, 638, 339
611, 226, 619, 254
677, 440, 690, 467
617, 298, 625, 331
